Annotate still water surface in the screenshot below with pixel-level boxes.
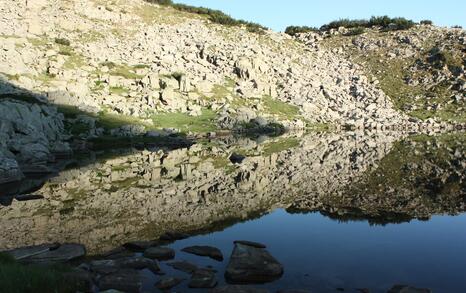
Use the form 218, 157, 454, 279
0, 131, 465, 292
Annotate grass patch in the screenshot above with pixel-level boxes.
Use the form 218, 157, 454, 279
103, 62, 144, 80
109, 86, 129, 95
152, 109, 218, 133
262, 137, 300, 156
263, 95, 300, 120
0, 253, 77, 293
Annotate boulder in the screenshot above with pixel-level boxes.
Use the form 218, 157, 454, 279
11, 243, 86, 264
387, 285, 432, 293
182, 245, 223, 261
97, 269, 142, 293
155, 276, 185, 290
167, 260, 198, 274
143, 246, 175, 260
210, 285, 270, 293
225, 242, 283, 284
189, 268, 218, 288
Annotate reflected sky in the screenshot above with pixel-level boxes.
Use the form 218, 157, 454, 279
166, 209, 466, 293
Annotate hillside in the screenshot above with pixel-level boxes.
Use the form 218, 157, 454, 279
0, 0, 465, 184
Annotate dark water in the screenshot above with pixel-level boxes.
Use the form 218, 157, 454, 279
0, 131, 465, 292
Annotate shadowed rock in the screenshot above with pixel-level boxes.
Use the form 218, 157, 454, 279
225, 242, 283, 284
167, 260, 198, 274
387, 285, 432, 293
210, 285, 270, 293
277, 290, 312, 293
182, 245, 224, 261
90, 257, 161, 275
189, 268, 218, 288
13, 243, 85, 264
155, 276, 185, 290
97, 269, 142, 293
144, 246, 175, 260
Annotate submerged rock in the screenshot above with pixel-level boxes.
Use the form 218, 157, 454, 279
167, 260, 198, 274
387, 285, 432, 293
160, 231, 190, 241
225, 242, 283, 284
210, 285, 270, 293
155, 276, 185, 290
144, 246, 175, 260
182, 245, 224, 261
189, 268, 218, 288
90, 257, 161, 275
97, 269, 142, 293
277, 290, 312, 293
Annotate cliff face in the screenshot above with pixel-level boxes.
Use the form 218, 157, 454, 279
0, 132, 464, 254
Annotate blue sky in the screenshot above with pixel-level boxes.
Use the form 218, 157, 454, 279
174, 0, 466, 31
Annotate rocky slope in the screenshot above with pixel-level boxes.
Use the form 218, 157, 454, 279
0, 0, 465, 184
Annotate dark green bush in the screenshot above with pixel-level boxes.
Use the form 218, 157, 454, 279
144, 0, 267, 34
284, 26, 319, 36
54, 37, 71, 46
320, 16, 415, 32
344, 27, 366, 36
420, 20, 433, 25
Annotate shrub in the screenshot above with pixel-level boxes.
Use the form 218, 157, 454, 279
144, 0, 267, 34
284, 26, 319, 36
344, 27, 366, 36
54, 37, 71, 46
320, 16, 415, 32
420, 20, 433, 25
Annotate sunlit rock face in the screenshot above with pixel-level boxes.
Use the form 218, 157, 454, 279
0, 132, 464, 254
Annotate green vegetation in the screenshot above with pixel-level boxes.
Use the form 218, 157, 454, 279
344, 27, 366, 36
152, 109, 218, 133
261, 137, 300, 156
284, 26, 319, 36
109, 86, 129, 95
320, 16, 415, 31
0, 253, 77, 293
102, 62, 144, 80
144, 0, 267, 34
54, 37, 71, 46
420, 20, 433, 25
263, 95, 300, 120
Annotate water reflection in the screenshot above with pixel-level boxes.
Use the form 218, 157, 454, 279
0, 132, 464, 254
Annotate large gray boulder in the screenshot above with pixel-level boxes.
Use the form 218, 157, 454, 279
225, 242, 283, 284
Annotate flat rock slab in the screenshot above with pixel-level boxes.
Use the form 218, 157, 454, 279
277, 290, 312, 293
18, 244, 85, 263
3, 243, 59, 260
90, 257, 161, 275
225, 242, 283, 284
210, 285, 270, 293
144, 246, 175, 260
189, 268, 218, 288
388, 285, 432, 293
97, 269, 142, 293
167, 260, 198, 274
155, 276, 185, 290
182, 245, 224, 261
234, 241, 266, 249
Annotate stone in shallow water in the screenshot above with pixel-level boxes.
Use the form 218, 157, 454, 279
387, 285, 432, 293
210, 285, 270, 293
144, 246, 175, 260
90, 257, 161, 275
234, 240, 266, 249
155, 276, 185, 290
167, 260, 198, 274
182, 245, 224, 261
3, 243, 59, 260
97, 269, 142, 293
15, 244, 85, 264
189, 268, 218, 288
277, 290, 312, 293
225, 242, 283, 284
